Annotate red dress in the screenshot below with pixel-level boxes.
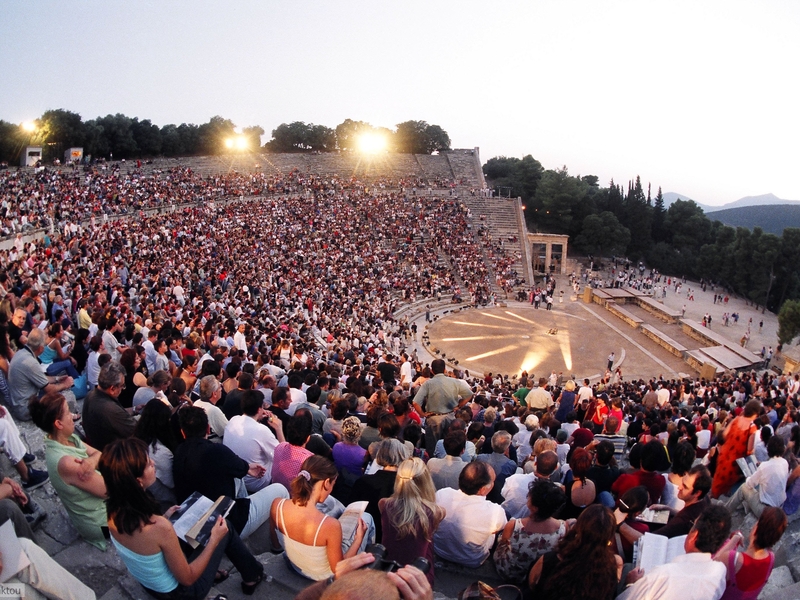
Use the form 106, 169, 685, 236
712, 417, 756, 498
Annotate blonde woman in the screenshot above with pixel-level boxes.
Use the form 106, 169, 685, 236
378, 457, 445, 587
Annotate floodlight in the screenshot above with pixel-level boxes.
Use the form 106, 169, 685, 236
357, 132, 386, 154
225, 138, 234, 149
235, 136, 248, 150
21, 122, 36, 132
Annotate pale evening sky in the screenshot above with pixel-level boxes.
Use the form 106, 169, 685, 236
1, 1, 798, 206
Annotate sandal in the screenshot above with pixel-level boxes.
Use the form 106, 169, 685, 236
213, 569, 230, 584
241, 571, 264, 596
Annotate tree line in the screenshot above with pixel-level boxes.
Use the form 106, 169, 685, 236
0, 109, 450, 164
483, 156, 800, 329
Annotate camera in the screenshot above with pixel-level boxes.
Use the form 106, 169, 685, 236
364, 544, 430, 575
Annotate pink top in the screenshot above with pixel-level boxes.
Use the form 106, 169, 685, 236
720, 549, 774, 600
271, 442, 314, 490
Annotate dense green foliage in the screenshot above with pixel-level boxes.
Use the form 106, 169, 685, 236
483, 158, 800, 315
0, 110, 449, 162
778, 300, 800, 345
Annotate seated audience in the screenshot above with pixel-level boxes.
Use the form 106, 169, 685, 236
271, 455, 374, 580
272, 411, 315, 490
475, 430, 517, 504
101, 438, 265, 598
173, 406, 288, 540
495, 479, 568, 584
30, 393, 107, 549
193, 375, 228, 438
133, 398, 178, 511
433, 461, 507, 567
349, 439, 406, 543
561, 447, 596, 519
612, 440, 667, 505
378, 457, 445, 587
82, 361, 136, 451
713, 506, 787, 600
528, 504, 622, 600
427, 430, 468, 491
726, 435, 788, 518
332, 416, 367, 482
617, 504, 732, 600
224, 390, 284, 492
502, 450, 560, 519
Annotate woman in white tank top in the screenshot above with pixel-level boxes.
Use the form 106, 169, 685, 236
270, 455, 374, 580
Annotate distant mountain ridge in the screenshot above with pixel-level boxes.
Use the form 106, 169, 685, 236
662, 191, 800, 213
703, 205, 800, 235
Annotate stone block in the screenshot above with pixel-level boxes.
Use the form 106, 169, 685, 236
758, 565, 794, 600
759, 580, 800, 600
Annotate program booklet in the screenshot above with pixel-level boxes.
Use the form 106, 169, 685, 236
736, 456, 758, 478
634, 532, 687, 572
636, 507, 671, 525
0, 520, 30, 583
338, 500, 369, 543
169, 491, 235, 548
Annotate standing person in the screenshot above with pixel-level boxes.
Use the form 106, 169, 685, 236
100, 438, 265, 598
712, 400, 760, 499
378, 457, 445, 587
607, 352, 615, 371
412, 359, 473, 456
555, 380, 576, 423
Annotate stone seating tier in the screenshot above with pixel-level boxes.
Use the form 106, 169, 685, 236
636, 296, 683, 323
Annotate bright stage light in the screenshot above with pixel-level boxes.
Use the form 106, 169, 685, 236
357, 132, 386, 154
225, 136, 248, 150
21, 121, 36, 132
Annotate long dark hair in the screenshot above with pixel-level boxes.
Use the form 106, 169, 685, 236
134, 399, 177, 453
540, 505, 618, 600
99, 438, 161, 536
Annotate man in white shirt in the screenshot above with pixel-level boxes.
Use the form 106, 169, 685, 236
577, 378, 593, 403
434, 461, 507, 567
725, 436, 789, 517
224, 390, 284, 492
501, 451, 559, 519
233, 322, 247, 353
656, 384, 671, 408
525, 378, 554, 411
285, 373, 308, 416
399, 353, 413, 387
193, 375, 229, 438
142, 328, 159, 375
617, 505, 730, 600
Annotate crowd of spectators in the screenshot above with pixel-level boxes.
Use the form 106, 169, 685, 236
0, 161, 797, 598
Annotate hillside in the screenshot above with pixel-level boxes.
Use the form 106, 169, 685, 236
706, 204, 800, 234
